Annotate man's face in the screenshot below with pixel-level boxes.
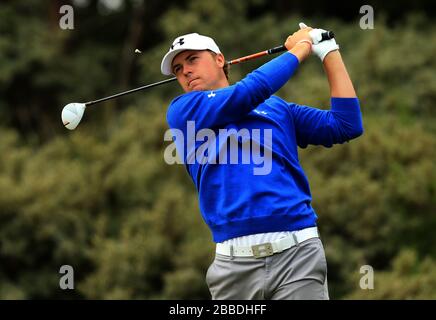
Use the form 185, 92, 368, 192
171, 50, 227, 93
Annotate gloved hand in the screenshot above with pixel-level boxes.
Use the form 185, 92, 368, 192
299, 22, 339, 61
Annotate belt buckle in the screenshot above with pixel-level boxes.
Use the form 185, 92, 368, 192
252, 243, 274, 258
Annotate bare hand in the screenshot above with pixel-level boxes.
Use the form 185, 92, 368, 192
284, 27, 313, 51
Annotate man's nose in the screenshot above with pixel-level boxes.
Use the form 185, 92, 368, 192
182, 64, 193, 76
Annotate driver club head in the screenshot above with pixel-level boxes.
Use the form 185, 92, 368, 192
61, 103, 86, 130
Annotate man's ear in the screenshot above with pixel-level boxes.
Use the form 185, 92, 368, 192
215, 53, 226, 68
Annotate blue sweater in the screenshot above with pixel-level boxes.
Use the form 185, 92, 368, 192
166, 52, 363, 243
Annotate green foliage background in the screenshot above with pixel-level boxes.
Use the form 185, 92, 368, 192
0, 0, 435, 299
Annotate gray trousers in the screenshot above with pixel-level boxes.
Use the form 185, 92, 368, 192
206, 237, 329, 300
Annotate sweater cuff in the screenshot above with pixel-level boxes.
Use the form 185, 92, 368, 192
331, 97, 360, 112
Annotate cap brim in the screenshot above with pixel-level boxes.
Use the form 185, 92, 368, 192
161, 48, 188, 75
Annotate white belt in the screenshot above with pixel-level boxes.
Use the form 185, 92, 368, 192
216, 227, 319, 258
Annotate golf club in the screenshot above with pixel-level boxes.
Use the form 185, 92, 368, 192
61, 30, 334, 130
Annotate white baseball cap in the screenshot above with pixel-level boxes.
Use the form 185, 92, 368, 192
161, 33, 221, 75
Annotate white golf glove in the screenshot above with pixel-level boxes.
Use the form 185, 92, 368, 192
299, 22, 339, 61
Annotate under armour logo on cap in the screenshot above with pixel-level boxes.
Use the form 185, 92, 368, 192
170, 38, 185, 50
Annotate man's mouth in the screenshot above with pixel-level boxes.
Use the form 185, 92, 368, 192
188, 78, 200, 88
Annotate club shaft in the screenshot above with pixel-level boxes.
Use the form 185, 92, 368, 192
85, 77, 177, 106
84, 30, 334, 106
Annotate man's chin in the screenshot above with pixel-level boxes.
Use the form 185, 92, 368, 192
188, 85, 207, 92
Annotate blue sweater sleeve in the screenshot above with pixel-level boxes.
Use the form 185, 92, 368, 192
290, 97, 364, 148
167, 52, 299, 130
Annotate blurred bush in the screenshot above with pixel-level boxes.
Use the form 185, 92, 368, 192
0, 0, 435, 299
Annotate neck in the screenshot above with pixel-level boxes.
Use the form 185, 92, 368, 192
212, 77, 229, 90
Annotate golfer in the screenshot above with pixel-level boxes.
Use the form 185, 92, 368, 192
161, 24, 363, 299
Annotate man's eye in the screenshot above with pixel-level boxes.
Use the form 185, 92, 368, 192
189, 56, 198, 62
173, 66, 181, 74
